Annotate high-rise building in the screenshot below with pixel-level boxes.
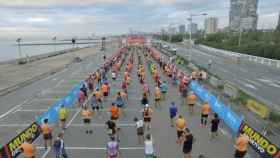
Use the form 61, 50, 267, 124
179, 25, 186, 34
188, 23, 198, 34
277, 12, 280, 31
229, 0, 258, 31
204, 17, 218, 34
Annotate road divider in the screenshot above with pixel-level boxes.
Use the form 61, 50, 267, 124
246, 99, 270, 119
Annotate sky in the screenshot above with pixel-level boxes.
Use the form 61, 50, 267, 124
0, 0, 279, 40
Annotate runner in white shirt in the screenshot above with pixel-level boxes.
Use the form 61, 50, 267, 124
134, 117, 144, 144
144, 134, 155, 158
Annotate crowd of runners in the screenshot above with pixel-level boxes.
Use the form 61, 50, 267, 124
18, 46, 249, 158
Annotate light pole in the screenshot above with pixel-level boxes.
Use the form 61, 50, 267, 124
187, 13, 207, 61
16, 38, 22, 60
52, 36, 57, 52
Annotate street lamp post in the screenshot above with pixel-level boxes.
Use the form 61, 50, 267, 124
52, 36, 57, 52
187, 13, 207, 62
16, 38, 22, 60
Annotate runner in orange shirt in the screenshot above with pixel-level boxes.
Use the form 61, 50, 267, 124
234, 134, 249, 158
20, 137, 36, 158
154, 86, 161, 108
82, 106, 93, 134
108, 103, 121, 121
175, 115, 187, 143
201, 102, 211, 127
101, 82, 110, 99
41, 119, 53, 149
187, 92, 197, 115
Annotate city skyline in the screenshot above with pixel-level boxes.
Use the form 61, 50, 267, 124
0, 0, 279, 40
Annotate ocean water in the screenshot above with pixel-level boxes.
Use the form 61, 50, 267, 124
0, 40, 94, 62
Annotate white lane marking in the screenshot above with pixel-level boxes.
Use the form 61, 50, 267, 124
268, 83, 280, 88
258, 78, 272, 83
0, 98, 30, 119
244, 79, 262, 87
243, 83, 258, 90
37, 146, 144, 150
219, 128, 232, 139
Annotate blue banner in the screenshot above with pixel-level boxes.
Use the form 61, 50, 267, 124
190, 81, 243, 133
37, 82, 83, 125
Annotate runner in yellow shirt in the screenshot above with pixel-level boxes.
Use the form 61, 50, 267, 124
154, 86, 161, 108
175, 115, 187, 143
59, 105, 67, 130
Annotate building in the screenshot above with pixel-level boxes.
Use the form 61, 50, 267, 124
168, 26, 177, 35
277, 12, 280, 31
204, 17, 218, 34
179, 25, 186, 34
229, 0, 258, 31
188, 23, 198, 34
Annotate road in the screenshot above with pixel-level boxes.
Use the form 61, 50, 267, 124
168, 43, 280, 111
0, 45, 259, 158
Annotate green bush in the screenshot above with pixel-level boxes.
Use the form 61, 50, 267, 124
269, 111, 280, 123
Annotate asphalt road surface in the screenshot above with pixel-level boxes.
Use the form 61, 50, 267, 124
169, 43, 280, 111
0, 46, 257, 158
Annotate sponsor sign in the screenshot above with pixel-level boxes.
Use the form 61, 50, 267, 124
239, 122, 280, 158
190, 81, 243, 133
246, 99, 270, 119
5, 122, 41, 158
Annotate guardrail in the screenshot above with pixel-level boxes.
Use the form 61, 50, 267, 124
196, 44, 280, 68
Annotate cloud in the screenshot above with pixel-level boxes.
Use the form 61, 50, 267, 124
0, 0, 127, 7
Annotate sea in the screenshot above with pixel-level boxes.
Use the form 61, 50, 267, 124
0, 40, 94, 62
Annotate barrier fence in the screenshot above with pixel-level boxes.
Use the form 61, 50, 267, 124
147, 45, 280, 158
0, 47, 128, 158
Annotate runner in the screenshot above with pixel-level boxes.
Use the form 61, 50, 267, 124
78, 89, 86, 108
106, 136, 120, 158
121, 81, 128, 94
59, 105, 67, 130
160, 81, 168, 100
141, 93, 149, 107
181, 85, 188, 105
154, 86, 161, 108
210, 113, 220, 140
180, 128, 194, 158
234, 134, 249, 158
96, 70, 102, 85
144, 134, 155, 158
115, 92, 125, 108
91, 93, 100, 116
175, 115, 187, 143
105, 118, 117, 137
20, 137, 36, 158
201, 102, 211, 127
102, 82, 110, 100
94, 88, 103, 109
112, 70, 117, 81
169, 102, 178, 127
120, 90, 128, 102
134, 117, 144, 144
108, 103, 121, 121
142, 104, 153, 131
53, 132, 68, 158
41, 118, 53, 149
143, 82, 150, 96
187, 92, 197, 115
82, 106, 93, 134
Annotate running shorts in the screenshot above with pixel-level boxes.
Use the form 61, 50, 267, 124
83, 119, 91, 124
43, 133, 52, 140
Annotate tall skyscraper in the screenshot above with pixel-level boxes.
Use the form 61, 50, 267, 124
229, 0, 258, 31
204, 17, 218, 34
277, 12, 280, 31
188, 23, 198, 34
179, 25, 186, 34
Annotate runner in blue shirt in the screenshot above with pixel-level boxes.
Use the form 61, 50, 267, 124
160, 81, 168, 100
169, 102, 178, 127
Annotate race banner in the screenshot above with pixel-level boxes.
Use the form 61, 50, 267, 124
239, 122, 280, 158
5, 122, 41, 158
